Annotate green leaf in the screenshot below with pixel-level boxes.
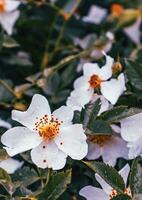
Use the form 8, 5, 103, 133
0, 150, 9, 162
3, 35, 19, 48
101, 106, 142, 123
0, 168, 12, 194
129, 157, 142, 195
83, 161, 125, 193
125, 60, 142, 91
111, 194, 132, 200
84, 99, 101, 128
86, 120, 113, 135
38, 169, 72, 200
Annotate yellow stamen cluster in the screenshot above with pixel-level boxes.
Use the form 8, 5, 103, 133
88, 135, 111, 147
34, 114, 63, 141
88, 74, 102, 89
0, 0, 5, 12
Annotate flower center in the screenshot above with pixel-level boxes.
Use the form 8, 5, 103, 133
88, 135, 112, 147
88, 74, 102, 89
34, 115, 62, 141
0, 0, 5, 12
111, 4, 124, 17
109, 189, 118, 199
109, 187, 132, 199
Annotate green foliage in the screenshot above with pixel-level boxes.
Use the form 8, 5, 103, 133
129, 157, 142, 195
83, 161, 125, 193
38, 169, 72, 200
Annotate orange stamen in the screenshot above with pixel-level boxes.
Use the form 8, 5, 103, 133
0, 0, 5, 12
111, 4, 124, 17
88, 135, 112, 147
34, 114, 62, 141
88, 74, 102, 89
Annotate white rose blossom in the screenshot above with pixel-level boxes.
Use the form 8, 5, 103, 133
1, 94, 88, 170
67, 53, 126, 111
80, 164, 132, 200
0, 0, 21, 35
86, 125, 129, 166
120, 113, 142, 159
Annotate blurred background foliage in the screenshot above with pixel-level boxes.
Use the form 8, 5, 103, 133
0, 0, 142, 199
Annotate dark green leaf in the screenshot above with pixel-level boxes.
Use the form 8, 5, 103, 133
129, 157, 142, 194
38, 169, 72, 200
111, 194, 132, 200
86, 120, 113, 135
101, 106, 142, 123
83, 161, 125, 193
125, 60, 142, 91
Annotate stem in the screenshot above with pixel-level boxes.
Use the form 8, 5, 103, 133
0, 80, 17, 98
40, 14, 59, 70
49, 0, 82, 62
48, 45, 96, 74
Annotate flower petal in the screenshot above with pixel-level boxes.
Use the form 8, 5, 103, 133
101, 73, 126, 105
31, 141, 67, 170
0, 11, 20, 35
99, 53, 113, 80
91, 94, 111, 116
74, 76, 89, 90
83, 63, 101, 78
119, 164, 130, 185
0, 118, 11, 129
127, 139, 142, 159
124, 18, 141, 45
5, 0, 20, 12
102, 136, 129, 166
120, 113, 142, 142
0, 158, 23, 174
86, 141, 101, 160
82, 5, 107, 25
79, 186, 108, 200
66, 88, 94, 111
95, 174, 112, 195
55, 124, 88, 160
52, 106, 73, 127
12, 94, 51, 131
1, 127, 42, 156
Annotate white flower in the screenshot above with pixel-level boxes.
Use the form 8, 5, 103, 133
124, 18, 141, 44
0, 0, 21, 35
80, 164, 131, 200
87, 126, 128, 166
0, 158, 23, 174
67, 53, 126, 110
120, 113, 142, 159
1, 94, 88, 170
83, 5, 107, 24
73, 32, 114, 60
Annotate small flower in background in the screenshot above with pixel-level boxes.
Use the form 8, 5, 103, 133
79, 164, 132, 200
73, 32, 114, 63
120, 113, 142, 159
0, 0, 21, 35
86, 124, 129, 166
124, 18, 141, 45
0, 118, 23, 174
67, 53, 126, 110
1, 94, 88, 170
83, 5, 107, 25
0, 158, 23, 174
